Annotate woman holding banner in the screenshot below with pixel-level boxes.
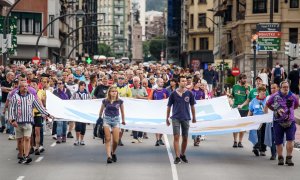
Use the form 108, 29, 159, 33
99, 86, 125, 164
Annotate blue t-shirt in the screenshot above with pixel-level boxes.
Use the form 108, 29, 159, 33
102, 99, 123, 117
249, 97, 267, 115
167, 89, 196, 121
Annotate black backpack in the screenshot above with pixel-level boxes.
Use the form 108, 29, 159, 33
93, 117, 105, 143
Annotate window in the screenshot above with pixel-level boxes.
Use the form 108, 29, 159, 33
190, 14, 194, 29
193, 38, 196, 50
49, 15, 54, 37
191, 0, 194, 5
198, 0, 206, 4
274, 0, 279, 13
12, 12, 42, 35
289, 28, 298, 44
253, 0, 267, 13
290, 0, 299, 8
200, 38, 209, 50
198, 13, 206, 27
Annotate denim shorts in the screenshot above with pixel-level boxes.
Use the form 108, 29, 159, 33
172, 119, 190, 137
103, 116, 120, 128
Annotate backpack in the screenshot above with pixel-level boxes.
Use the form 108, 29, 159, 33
274, 67, 281, 77
93, 117, 105, 143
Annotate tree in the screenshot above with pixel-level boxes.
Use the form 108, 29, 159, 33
149, 37, 166, 61
98, 43, 115, 57
143, 41, 150, 58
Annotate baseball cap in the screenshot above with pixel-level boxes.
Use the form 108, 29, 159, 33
255, 76, 262, 81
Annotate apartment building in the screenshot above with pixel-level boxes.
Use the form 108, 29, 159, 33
185, 0, 215, 70
214, 0, 300, 75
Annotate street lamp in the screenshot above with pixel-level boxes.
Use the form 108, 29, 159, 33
59, 24, 119, 61
35, 11, 106, 56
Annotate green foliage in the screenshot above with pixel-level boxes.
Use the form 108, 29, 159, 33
143, 41, 150, 58
149, 37, 166, 60
98, 43, 115, 57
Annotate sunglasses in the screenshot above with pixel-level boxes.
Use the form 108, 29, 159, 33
57, 82, 63, 85
118, 78, 125, 80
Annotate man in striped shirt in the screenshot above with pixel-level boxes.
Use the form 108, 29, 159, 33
9, 81, 53, 164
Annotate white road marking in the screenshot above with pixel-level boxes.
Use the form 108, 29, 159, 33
163, 134, 179, 180
16, 176, 25, 180
35, 156, 44, 162
50, 142, 56, 147
294, 148, 300, 152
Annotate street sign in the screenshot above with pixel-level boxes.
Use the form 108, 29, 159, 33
86, 57, 92, 64
256, 23, 281, 52
32, 56, 40, 64
231, 67, 240, 76
256, 23, 280, 32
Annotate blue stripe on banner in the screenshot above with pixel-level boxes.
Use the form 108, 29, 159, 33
125, 114, 222, 123
66, 107, 98, 122
189, 129, 242, 136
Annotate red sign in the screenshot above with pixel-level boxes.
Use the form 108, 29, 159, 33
232, 67, 240, 76
32, 56, 40, 64
258, 32, 281, 38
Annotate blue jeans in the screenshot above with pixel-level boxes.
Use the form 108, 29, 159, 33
133, 131, 143, 139
7, 122, 15, 135
56, 121, 67, 137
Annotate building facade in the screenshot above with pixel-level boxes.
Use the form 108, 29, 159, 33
145, 11, 164, 40
167, 0, 181, 65
8, 0, 60, 64
214, 0, 300, 77
98, 0, 129, 58
186, 0, 215, 70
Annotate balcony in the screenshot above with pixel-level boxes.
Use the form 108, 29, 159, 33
0, 0, 14, 6
114, 2, 124, 8
114, 33, 124, 39
114, 11, 123, 16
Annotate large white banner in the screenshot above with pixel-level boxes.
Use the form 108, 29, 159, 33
46, 91, 273, 135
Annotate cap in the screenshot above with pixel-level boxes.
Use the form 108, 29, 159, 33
255, 76, 262, 80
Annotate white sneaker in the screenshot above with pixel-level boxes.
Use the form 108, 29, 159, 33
8, 135, 15, 140
138, 137, 143, 143
39, 146, 45, 153
52, 135, 57, 140
74, 140, 79, 146
200, 135, 206, 141
80, 141, 85, 145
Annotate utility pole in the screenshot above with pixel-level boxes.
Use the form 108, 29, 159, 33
253, 40, 257, 87
268, 0, 274, 69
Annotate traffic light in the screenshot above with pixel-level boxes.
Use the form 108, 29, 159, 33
285, 42, 299, 58
251, 34, 258, 54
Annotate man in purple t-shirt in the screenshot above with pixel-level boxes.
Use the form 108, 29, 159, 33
166, 76, 196, 164
265, 81, 299, 166
152, 78, 169, 146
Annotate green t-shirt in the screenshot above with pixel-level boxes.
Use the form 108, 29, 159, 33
247, 88, 269, 102
232, 84, 250, 110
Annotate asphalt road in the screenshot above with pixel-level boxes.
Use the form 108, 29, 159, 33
0, 125, 299, 180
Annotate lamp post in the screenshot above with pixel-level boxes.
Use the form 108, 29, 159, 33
35, 11, 105, 57
2, 0, 22, 67
252, 40, 257, 87
59, 24, 119, 58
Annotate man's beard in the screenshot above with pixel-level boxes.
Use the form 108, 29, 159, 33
240, 81, 246, 85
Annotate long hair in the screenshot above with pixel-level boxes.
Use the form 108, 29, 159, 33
106, 86, 119, 102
